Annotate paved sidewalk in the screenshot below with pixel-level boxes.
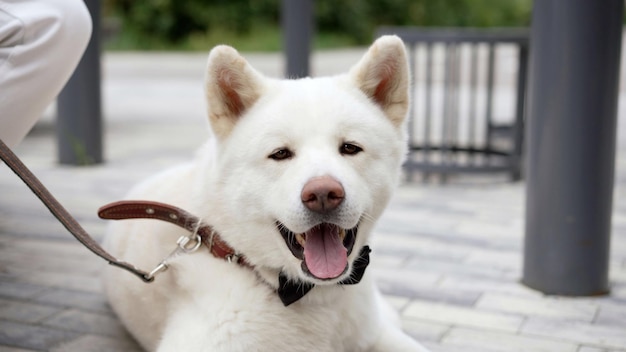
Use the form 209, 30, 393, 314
1, 48, 626, 352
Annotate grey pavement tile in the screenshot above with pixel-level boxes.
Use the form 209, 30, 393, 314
41, 309, 128, 338
577, 347, 626, 352
422, 341, 502, 352
372, 267, 442, 298
0, 320, 79, 351
383, 294, 412, 312
442, 327, 578, 352
577, 348, 605, 352
0, 238, 95, 259
0, 299, 62, 324
404, 300, 525, 333
0, 281, 48, 301
521, 317, 626, 349
371, 231, 472, 262
379, 276, 481, 306
0, 251, 102, 277
454, 219, 523, 239
0, 223, 72, 241
370, 252, 406, 268
401, 318, 450, 343
9, 269, 102, 294
405, 256, 519, 281
475, 292, 599, 322
438, 274, 544, 298
32, 288, 111, 315
0, 346, 38, 352
463, 248, 523, 271
50, 334, 143, 352
593, 301, 626, 326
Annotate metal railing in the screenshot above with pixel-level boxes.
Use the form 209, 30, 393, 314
376, 27, 530, 181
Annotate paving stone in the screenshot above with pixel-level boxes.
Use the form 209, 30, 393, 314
577, 348, 605, 352
0, 300, 62, 324
383, 294, 411, 312
401, 318, 450, 343
594, 301, 626, 326
372, 267, 442, 298
379, 278, 481, 306
455, 220, 523, 239
1, 238, 95, 259
0, 320, 79, 351
577, 346, 626, 352
370, 252, 406, 268
521, 318, 626, 349
422, 341, 502, 352
0, 281, 47, 301
0, 346, 39, 352
0, 251, 101, 276
10, 270, 102, 294
50, 334, 143, 352
404, 300, 524, 333
464, 249, 523, 271
442, 327, 578, 352
41, 309, 127, 337
371, 231, 472, 262
437, 275, 544, 298
476, 292, 598, 322
32, 288, 111, 315
405, 256, 518, 281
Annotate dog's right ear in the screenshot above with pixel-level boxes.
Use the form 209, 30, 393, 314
205, 45, 265, 140
349, 35, 410, 128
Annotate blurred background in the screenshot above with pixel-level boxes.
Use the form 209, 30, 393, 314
102, 0, 533, 51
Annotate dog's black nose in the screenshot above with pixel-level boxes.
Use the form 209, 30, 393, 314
301, 176, 344, 214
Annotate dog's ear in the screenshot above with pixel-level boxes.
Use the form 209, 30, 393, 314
349, 35, 410, 127
205, 45, 265, 139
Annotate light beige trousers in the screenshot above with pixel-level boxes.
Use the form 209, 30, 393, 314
0, 0, 91, 147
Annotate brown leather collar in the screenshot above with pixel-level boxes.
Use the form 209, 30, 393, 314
98, 200, 249, 267
99, 200, 372, 307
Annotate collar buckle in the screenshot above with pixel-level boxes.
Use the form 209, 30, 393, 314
226, 253, 241, 264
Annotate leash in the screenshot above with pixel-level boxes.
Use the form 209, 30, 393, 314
0, 139, 247, 282
0, 139, 155, 282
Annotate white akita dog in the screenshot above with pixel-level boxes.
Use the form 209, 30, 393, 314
103, 35, 428, 351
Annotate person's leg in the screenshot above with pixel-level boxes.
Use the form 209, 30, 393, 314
0, 0, 92, 147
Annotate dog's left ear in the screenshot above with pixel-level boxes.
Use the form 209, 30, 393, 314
205, 45, 266, 140
349, 35, 410, 127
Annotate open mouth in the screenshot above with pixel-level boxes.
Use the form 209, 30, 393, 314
278, 222, 358, 280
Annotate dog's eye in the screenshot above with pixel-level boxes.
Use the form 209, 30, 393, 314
340, 143, 363, 156
269, 148, 293, 161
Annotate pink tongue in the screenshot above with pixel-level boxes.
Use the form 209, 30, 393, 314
303, 224, 347, 279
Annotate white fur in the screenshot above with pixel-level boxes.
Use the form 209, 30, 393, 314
103, 36, 429, 352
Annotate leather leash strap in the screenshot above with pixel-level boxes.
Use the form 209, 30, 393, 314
0, 139, 153, 282
97, 200, 248, 267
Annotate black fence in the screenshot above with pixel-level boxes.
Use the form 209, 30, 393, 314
376, 27, 530, 181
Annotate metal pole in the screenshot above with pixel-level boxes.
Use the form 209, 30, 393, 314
522, 0, 623, 295
281, 0, 313, 78
56, 0, 103, 165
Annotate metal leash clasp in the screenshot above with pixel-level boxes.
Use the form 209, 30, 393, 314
146, 233, 202, 281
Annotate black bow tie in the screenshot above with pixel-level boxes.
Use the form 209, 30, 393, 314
277, 245, 371, 306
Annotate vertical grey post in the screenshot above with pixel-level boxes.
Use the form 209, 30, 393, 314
56, 0, 103, 165
282, 0, 312, 78
522, 0, 623, 295
511, 44, 528, 181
